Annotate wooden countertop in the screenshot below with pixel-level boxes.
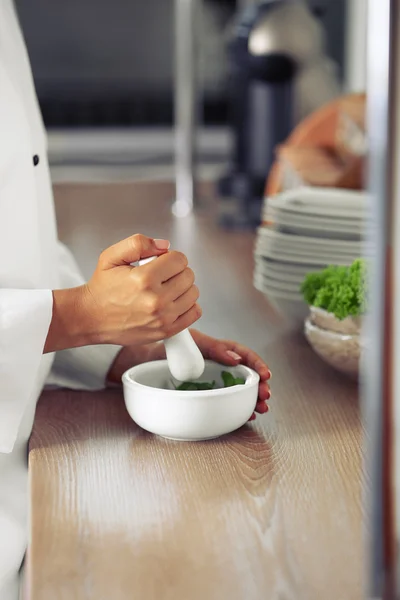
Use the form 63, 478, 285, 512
28, 182, 362, 600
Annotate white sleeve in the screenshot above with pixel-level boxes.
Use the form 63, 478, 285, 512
46, 242, 121, 391
0, 289, 53, 453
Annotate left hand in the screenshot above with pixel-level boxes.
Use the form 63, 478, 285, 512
107, 329, 271, 420
189, 330, 271, 420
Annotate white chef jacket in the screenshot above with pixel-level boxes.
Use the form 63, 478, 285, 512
0, 2, 120, 598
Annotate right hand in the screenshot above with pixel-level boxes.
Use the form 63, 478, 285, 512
82, 234, 201, 347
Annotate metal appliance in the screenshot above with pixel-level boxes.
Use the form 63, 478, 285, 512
217, 0, 341, 228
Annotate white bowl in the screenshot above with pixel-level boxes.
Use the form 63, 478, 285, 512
122, 360, 260, 441
309, 306, 362, 336
304, 318, 361, 377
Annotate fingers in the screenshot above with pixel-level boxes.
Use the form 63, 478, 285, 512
248, 374, 271, 421
189, 332, 230, 364
224, 342, 271, 381
256, 400, 269, 414
145, 251, 189, 284
161, 266, 195, 302
258, 381, 271, 402
250, 400, 270, 422
171, 285, 200, 317
167, 304, 202, 337
190, 332, 271, 381
205, 341, 242, 365
253, 381, 271, 418
99, 235, 170, 269
197, 337, 271, 383
189, 333, 271, 424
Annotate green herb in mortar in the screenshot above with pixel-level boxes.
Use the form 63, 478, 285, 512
176, 371, 245, 391
300, 258, 368, 320
221, 371, 245, 387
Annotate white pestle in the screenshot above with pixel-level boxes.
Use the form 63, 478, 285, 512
136, 255, 205, 381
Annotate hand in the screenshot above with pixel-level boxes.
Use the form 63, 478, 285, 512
108, 330, 271, 420
84, 235, 201, 346
44, 235, 201, 353
189, 330, 271, 420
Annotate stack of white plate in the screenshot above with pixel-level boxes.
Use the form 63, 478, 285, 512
254, 186, 372, 322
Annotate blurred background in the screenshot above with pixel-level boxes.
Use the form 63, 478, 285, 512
15, 0, 360, 190
14, 0, 368, 328
14, 0, 368, 330
16, 0, 346, 130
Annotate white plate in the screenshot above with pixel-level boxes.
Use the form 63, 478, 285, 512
255, 228, 371, 265
263, 218, 364, 239
254, 267, 306, 292
254, 245, 360, 266
255, 240, 362, 260
256, 226, 366, 252
254, 256, 325, 276
254, 274, 303, 299
254, 261, 305, 284
254, 264, 306, 286
269, 225, 361, 242
263, 204, 365, 228
266, 187, 368, 219
262, 207, 365, 239
256, 275, 301, 294
253, 279, 308, 323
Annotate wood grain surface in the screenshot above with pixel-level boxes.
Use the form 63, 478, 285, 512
28, 183, 363, 600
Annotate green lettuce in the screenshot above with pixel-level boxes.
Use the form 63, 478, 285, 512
300, 258, 368, 320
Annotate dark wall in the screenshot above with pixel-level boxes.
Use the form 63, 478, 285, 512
309, 0, 346, 81
15, 0, 345, 127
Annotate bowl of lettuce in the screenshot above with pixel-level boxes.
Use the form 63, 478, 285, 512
300, 259, 367, 377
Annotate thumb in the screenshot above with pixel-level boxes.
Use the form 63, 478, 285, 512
99, 235, 170, 269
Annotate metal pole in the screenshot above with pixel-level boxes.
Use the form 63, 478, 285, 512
344, 0, 367, 93
364, 0, 400, 597
173, 0, 197, 218
386, 3, 400, 595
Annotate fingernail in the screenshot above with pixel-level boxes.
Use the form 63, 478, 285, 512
267, 370, 272, 380
226, 350, 242, 361
266, 391, 271, 400
154, 239, 170, 250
